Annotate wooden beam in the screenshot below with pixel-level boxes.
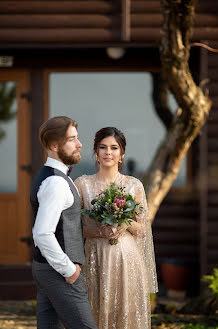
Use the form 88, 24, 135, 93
0, 1, 114, 14
131, 1, 161, 13
0, 28, 120, 42
0, 14, 120, 28
121, 0, 131, 41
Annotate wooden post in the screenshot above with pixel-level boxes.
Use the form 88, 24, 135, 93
30, 70, 45, 180
199, 45, 208, 277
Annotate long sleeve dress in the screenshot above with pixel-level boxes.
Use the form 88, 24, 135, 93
75, 173, 158, 329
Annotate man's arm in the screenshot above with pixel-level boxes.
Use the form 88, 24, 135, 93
33, 176, 77, 278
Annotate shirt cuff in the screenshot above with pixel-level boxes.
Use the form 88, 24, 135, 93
61, 262, 76, 278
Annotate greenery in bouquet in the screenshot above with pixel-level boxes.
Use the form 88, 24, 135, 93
81, 183, 143, 245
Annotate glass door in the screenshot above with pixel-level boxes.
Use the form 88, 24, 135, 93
0, 70, 31, 264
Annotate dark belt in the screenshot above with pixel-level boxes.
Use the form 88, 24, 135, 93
33, 247, 81, 266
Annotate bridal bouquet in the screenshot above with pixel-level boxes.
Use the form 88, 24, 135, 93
81, 183, 142, 245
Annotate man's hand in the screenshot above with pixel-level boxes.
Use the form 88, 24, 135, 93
65, 264, 81, 284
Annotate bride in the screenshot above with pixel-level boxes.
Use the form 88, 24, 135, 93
75, 127, 158, 329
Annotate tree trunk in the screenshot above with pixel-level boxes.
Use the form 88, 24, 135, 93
144, 0, 212, 222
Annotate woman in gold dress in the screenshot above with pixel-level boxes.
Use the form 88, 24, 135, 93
75, 127, 158, 329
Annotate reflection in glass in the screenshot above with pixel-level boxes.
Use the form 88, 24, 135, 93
0, 82, 17, 193
49, 73, 186, 186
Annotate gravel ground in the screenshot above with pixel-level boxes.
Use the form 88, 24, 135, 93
0, 300, 217, 329
0, 301, 36, 329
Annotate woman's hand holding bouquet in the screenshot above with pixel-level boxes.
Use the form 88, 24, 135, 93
82, 183, 142, 245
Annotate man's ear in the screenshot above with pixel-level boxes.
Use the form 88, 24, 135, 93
49, 142, 58, 152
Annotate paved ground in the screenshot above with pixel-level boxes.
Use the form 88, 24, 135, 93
0, 301, 36, 329
0, 300, 217, 329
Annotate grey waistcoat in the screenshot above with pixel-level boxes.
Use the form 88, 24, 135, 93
30, 166, 85, 266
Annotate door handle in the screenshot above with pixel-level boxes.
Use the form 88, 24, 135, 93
20, 165, 32, 174
20, 236, 32, 246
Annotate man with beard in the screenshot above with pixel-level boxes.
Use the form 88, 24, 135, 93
30, 116, 98, 329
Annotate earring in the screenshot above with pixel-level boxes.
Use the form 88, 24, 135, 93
119, 159, 122, 163
96, 155, 100, 164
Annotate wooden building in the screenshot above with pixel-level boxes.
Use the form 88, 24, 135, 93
0, 0, 217, 299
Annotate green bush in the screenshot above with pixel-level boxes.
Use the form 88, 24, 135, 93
150, 293, 157, 313
181, 324, 218, 329
203, 268, 218, 299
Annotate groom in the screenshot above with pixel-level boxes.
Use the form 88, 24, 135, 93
31, 116, 98, 329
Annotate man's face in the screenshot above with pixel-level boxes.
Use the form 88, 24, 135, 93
57, 126, 82, 166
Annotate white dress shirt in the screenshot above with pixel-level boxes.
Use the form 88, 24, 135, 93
32, 157, 78, 277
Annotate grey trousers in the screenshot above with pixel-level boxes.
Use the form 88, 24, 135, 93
32, 260, 98, 329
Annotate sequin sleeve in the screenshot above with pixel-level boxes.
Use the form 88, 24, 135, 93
133, 178, 158, 293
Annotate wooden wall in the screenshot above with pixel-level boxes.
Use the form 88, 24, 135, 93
153, 192, 199, 263
0, 0, 218, 47
0, 0, 217, 287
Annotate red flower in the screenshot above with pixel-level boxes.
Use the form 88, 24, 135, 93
113, 197, 126, 208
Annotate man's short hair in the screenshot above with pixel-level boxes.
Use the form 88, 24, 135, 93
39, 116, 78, 149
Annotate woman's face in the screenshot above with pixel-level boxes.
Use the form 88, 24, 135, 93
97, 136, 122, 169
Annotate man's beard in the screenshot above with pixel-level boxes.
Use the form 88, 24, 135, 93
57, 147, 81, 166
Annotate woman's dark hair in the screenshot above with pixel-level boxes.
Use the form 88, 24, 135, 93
94, 127, 126, 170
39, 116, 78, 149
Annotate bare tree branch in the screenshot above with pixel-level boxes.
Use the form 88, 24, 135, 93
143, 0, 212, 222
151, 73, 174, 130
191, 42, 218, 53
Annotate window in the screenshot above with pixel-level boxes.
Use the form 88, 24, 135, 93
49, 72, 186, 186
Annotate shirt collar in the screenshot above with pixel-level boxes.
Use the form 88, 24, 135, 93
45, 157, 69, 176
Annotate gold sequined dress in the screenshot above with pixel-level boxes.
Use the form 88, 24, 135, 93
75, 174, 158, 329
